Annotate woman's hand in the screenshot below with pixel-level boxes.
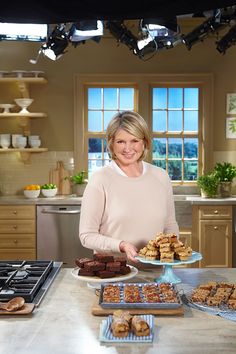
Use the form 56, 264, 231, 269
119, 241, 139, 263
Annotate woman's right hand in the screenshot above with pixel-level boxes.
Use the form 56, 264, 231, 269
119, 241, 139, 263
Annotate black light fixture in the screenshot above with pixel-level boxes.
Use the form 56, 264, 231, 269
106, 21, 140, 54
69, 20, 103, 45
137, 17, 181, 59
182, 8, 232, 50
216, 24, 236, 53
41, 24, 69, 61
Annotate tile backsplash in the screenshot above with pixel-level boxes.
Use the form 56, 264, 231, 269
0, 151, 74, 195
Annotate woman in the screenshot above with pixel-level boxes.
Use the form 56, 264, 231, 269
79, 111, 179, 263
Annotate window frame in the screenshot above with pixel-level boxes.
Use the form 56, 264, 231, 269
150, 83, 202, 185
74, 73, 213, 183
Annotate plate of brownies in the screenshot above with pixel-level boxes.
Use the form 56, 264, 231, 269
71, 253, 138, 284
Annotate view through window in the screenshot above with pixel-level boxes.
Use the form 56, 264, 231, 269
152, 87, 199, 182
87, 87, 135, 176
82, 79, 202, 183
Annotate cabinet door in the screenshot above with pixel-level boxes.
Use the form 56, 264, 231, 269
199, 205, 232, 219
0, 249, 36, 261
0, 219, 35, 233
0, 205, 35, 219
199, 220, 232, 268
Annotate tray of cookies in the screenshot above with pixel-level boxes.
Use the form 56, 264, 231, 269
99, 282, 182, 309
185, 281, 236, 312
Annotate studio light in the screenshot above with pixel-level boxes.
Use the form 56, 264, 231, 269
69, 20, 103, 43
216, 24, 236, 53
137, 18, 181, 58
182, 9, 231, 50
41, 24, 69, 61
0, 23, 48, 42
106, 21, 139, 54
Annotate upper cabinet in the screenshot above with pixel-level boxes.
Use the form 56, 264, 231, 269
0, 73, 48, 163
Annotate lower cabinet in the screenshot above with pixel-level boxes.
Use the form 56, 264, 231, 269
0, 205, 36, 260
192, 205, 232, 268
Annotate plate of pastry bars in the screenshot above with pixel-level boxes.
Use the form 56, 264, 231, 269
99, 282, 182, 309
99, 314, 154, 343
136, 251, 202, 266
183, 281, 236, 315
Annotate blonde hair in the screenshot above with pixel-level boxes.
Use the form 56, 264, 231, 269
106, 111, 151, 161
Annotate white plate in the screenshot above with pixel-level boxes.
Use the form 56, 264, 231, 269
71, 265, 138, 284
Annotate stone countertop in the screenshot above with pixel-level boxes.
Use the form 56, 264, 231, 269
1, 194, 236, 206
186, 195, 236, 204
0, 195, 82, 205
0, 267, 236, 354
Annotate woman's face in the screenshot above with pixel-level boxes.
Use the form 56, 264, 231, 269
113, 129, 144, 165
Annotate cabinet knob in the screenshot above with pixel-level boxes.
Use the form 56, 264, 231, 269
13, 210, 17, 215
214, 210, 218, 214
214, 226, 218, 230
13, 225, 18, 230
13, 239, 18, 244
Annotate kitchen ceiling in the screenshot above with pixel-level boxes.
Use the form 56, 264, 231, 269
1, 1, 236, 23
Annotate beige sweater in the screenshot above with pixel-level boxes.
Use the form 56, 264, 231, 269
79, 162, 179, 253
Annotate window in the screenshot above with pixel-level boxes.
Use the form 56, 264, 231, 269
86, 86, 136, 176
152, 86, 199, 182
75, 74, 212, 184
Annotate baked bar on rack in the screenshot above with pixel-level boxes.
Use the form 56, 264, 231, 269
124, 284, 142, 303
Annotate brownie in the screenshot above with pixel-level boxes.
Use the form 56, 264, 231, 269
75, 257, 93, 268
84, 261, 105, 272
93, 253, 114, 263
106, 261, 121, 272
78, 268, 95, 277
119, 265, 131, 275
114, 257, 127, 266
96, 270, 116, 278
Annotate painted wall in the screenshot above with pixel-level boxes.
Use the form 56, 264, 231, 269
0, 22, 236, 194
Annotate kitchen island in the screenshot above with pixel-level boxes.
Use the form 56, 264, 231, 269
0, 267, 236, 354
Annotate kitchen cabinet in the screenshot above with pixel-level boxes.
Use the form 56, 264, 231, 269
192, 205, 232, 268
0, 205, 36, 260
0, 76, 48, 163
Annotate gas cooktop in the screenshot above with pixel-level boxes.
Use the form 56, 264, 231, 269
0, 260, 62, 306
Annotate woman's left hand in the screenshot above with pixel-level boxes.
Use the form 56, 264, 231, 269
119, 241, 139, 263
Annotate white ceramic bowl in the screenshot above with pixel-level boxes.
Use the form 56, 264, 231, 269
24, 189, 40, 198
41, 188, 58, 197
29, 139, 41, 148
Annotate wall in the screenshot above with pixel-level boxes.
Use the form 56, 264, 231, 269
0, 22, 236, 194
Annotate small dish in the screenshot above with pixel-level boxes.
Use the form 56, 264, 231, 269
41, 188, 58, 197
24, 189, 40, 199
0, 104, 15, 113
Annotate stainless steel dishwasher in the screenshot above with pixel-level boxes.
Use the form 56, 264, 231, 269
37, 205, 93, 267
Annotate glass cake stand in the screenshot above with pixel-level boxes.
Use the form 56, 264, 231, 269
136, 251, 202, 284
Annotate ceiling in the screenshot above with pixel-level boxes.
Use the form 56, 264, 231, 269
1, 1, 236, 23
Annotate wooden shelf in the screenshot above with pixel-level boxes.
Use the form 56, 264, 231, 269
0, 113, 47, 118
0, 148, 48, 153
0, 77, 47, 84
0, 74, 48, 163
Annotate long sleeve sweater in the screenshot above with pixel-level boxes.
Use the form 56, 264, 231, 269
79, 162, 179, 254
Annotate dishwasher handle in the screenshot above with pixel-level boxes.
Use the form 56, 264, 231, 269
41, 209, 81, 215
